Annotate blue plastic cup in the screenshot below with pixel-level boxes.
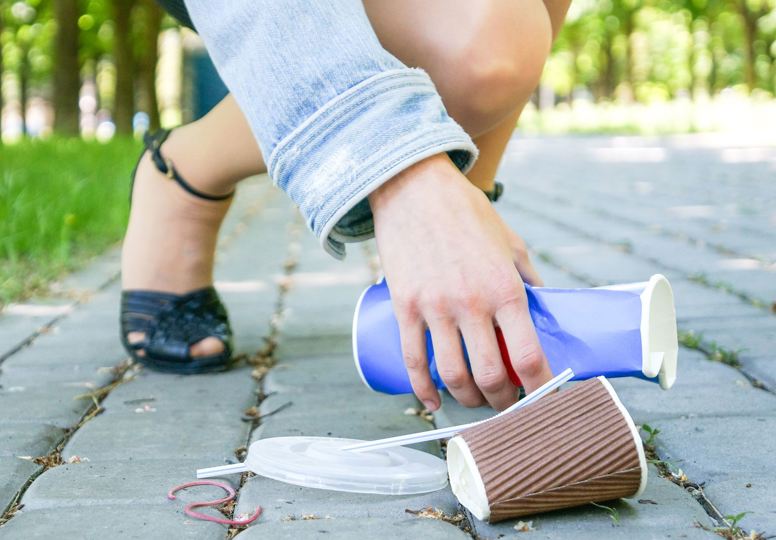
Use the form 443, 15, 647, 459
352, 275, 678, 395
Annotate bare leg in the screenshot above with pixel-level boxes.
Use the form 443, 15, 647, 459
121, 95, 263, 356
365, 0, 571, 192
122, 0, 570, 357
466, 108, 523, 191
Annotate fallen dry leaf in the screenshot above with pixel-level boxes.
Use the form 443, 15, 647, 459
406, 507, 465, 525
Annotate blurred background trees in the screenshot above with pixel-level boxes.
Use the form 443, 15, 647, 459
0, 0, 774, 140
543, 0, 776, 102
0, 0, 177, 140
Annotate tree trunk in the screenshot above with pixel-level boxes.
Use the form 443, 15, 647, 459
737, 0, 757, 93
602, 38, 616, 100
53, 0, 81, 135
137, 0, 162, 130
112, 0, 135, 135
687, 25, 696, 98
20, 44, 30, 136
0, 7, 4, 145
623, 13, 636, 100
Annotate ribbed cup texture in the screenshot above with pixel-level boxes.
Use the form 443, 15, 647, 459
460, 378, 643, 523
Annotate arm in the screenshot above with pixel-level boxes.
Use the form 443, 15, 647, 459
185, 0, 477, 257
186, 0, 553, 409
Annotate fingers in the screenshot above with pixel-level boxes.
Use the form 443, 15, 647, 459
396, 309, 440, 411
509, 233, 544, 287
495, 295, 553, 394
459, 317, 519, 411
427, 317, 485, 408
515, 252, 544, 287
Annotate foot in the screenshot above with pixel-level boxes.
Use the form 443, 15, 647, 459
121, 131, 233, 357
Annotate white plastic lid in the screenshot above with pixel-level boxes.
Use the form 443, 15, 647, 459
245, 437, 447, 495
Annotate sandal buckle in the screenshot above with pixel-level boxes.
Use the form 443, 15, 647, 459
164, 158, 175, 179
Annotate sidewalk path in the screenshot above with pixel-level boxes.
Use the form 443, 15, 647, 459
0, 134, 773, 539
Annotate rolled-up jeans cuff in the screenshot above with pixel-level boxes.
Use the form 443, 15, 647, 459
269, 68, 478, 259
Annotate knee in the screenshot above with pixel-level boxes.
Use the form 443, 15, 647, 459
431, 1, 553, 135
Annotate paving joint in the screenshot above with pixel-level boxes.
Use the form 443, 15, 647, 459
518, 183, 776, 270
642, 428, 765, 539
226, 217, 303, 539
0, 359, 136, 524
507, 191, 776, 314
0, 280, 115, 368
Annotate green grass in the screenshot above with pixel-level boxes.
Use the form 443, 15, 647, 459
0, 137, 141, 305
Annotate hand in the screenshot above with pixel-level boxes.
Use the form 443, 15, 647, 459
494, 212, 544, 287
369, 154, 553, 411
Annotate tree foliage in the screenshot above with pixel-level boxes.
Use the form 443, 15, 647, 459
545, 0, 776, 102
0, 0, 773, 138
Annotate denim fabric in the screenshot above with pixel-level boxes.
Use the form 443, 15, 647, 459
184, 0, 478, 258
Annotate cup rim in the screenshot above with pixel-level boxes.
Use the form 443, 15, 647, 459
447, 435, 491, 521
639, 274, 679, 389
352, 282, 378, 392
597, 376, 649, 497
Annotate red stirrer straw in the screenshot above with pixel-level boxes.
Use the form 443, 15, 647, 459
495, 326, 522, 388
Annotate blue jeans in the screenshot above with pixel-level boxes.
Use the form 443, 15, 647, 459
184, 0, 478, 258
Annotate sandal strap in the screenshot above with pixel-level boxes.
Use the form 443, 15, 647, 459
121, 287, 233, 362
143, 130, 234, 202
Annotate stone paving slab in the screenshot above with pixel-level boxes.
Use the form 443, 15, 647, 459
274, 335, 354, 360
667, 280, 766, 323
61, 403, 249, 463
0, 245, 122, 363
20, 459, 233, 510
0, 459, 40, 517
233, 516, 470, 540
100, 368, 258, 415
655, 415, 776, 481
0, 424, 66, 459
742, 356, 776, 393
609, 348, 776, 422
235, 475, 459, 522
0, 385, 94, 428
0, 505, 225, 540
703, 476, 776, 534
0, 300, 72, 362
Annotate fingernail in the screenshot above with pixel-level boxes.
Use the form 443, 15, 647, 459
422, 400, 438, 412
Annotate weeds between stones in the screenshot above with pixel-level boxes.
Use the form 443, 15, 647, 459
696, 511, 763, 540
640, 423, 660, 447
679, 330, 703, 350
639, 425, 763, 540
589, 501, 620, 525
678, 330, 743, 368
225, 223, 302, 539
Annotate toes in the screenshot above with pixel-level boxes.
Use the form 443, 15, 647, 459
127, 332, 147, 357
189, 336, 226, 357
128, 331, 145, 344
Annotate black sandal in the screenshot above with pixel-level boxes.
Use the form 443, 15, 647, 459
120, 130, 235, 374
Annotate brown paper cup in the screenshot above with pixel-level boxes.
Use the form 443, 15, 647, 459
447, 377, 647, 523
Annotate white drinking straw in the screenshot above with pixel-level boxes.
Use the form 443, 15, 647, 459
342, 368, 574, 453
197, 463, 248, 479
